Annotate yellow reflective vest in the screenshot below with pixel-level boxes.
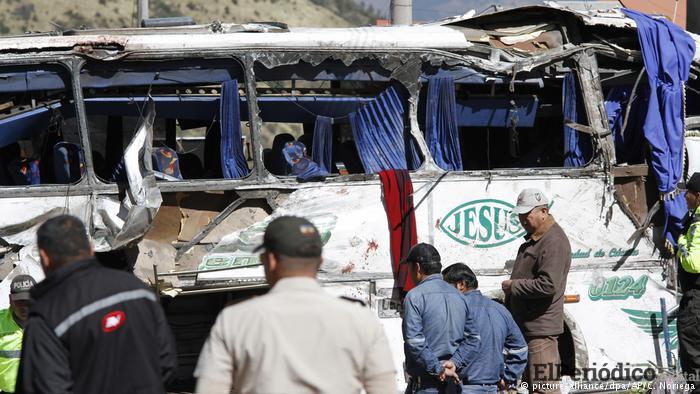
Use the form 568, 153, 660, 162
0, 308, 22, 393
679, 207, 700, 274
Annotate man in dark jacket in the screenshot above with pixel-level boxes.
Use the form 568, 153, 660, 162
402, 243, 480, 393
16, 215, 176, 394
501, 188, 571, 394
443, 263, 527, 393
677, 172, 700, 393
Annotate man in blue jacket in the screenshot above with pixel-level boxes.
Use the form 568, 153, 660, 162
443, 263, 528, 393
402, 243, 481, 393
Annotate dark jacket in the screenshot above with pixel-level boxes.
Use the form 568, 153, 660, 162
403, 274, 480, 377
507, 219, 571, 337
17, 259, 176, 394
457, 290, 527, 384
679, 208, 700, 294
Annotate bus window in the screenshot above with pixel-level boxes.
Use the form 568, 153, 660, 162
0, 64, 84, 186
254, 59, 423, 179
419, 67, 593, 171
80, 59, 252, 182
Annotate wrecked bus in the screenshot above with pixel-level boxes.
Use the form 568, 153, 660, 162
0, 4, 698, 390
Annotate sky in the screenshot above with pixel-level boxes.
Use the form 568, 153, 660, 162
355, 0, 588, 21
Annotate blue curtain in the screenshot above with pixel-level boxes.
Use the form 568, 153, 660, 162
349, 86, 408, 174
312, 116, 333, 173
623, 9, 696, 249
220, 80, 249, 179
425, 76, 462, 171
563, 72, 592, 167
405, 135, 422, 171
604, 86, 647, 165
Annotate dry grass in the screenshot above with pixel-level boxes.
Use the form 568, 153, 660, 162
0, 0, 372, 35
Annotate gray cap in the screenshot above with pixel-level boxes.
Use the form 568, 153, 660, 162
512, 188, 549, 214
10, 275, 36, 301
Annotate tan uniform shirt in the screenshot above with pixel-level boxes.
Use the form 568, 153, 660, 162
194, 277, 397, 394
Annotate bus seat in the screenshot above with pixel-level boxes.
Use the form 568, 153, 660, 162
53, 142, 85, 184
269, 133, 294, 175
298, 133, 313, 153
263, 148, 272, 172
282, 141, 327, 182
152, 146, 183, 180
178, 153, 204, 180
8, 158, 41, 185
0, 143, 21, 185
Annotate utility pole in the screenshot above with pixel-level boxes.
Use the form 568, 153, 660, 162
137, 0, 149, 27
688, 0, 700, 34
390, 0, 412, 25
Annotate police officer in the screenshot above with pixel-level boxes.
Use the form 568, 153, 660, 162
678, 172, 700, 392
0, 275, 35, 393
402, 243, 480, 393
16, 215, 176, 394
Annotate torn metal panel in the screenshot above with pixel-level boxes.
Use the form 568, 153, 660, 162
0, 198, 91, 246
92, 98, 162, 251
198, 177, 657, 282
574, 50, 617, 225
0, 247, 44, 310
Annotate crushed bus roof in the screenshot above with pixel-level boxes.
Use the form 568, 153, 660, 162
0, 5, 696, 63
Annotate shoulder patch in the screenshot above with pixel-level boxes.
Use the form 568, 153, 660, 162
102, 310, 126, 333
339, 296, 367, 307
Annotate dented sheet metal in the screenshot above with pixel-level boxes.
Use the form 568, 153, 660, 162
199, 176, 657, 281
197, 176, 665, 379
93, 99, 162, 251
0, 198, 91, 246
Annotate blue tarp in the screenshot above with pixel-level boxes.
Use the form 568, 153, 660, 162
312, 116, 333, 173
622, 9, 696, 249
283, 141, 328, 181
563, 72, 592, 167
604, 86, 647, 164
425, 76, 462, 171
349, 86, 409, 173
219, 80, 250, 179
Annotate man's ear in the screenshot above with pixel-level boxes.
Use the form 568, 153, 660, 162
414, 262, 422, 276
267, 252, 278, 273
38, 249, 50, 270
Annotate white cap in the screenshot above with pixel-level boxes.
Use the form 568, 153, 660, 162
512, 188, 549, 214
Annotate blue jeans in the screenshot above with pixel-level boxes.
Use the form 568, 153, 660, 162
460, 384, 498, 393
405, 380, 462, 394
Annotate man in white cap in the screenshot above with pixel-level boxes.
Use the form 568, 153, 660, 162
501, 188, 571, 394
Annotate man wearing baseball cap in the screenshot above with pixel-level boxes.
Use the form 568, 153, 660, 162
0, 275, 35, 393
401, 243, 480, 393
677, 172, 700, 390
194, 216, 397, 393
501, 188, 571, 394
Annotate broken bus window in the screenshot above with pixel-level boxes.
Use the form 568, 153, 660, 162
79, 59, 252, 182
0, 64, 84, 186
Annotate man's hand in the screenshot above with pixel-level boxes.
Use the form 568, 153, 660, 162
501, 280, 513, 295
497, 379, 507, 390
439, 360, 460, 384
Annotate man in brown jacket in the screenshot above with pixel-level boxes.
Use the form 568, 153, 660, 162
502, 188, 571, 394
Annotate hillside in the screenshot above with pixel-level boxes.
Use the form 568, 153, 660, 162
0, 0, 378, 35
